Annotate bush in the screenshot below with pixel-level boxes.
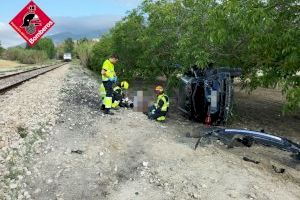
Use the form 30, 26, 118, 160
28, 37, 56, 59
75, 41, 94, 68
0, 41, 4, 57
3, 47, 48, 64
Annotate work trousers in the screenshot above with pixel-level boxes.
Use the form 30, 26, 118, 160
102, 81, 113, 109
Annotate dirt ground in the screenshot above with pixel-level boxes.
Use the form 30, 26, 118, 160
233, 86, 300, 141
0, 63, 299, 200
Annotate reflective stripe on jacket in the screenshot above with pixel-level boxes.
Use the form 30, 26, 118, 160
155, 94, 169, 112
113, 86, 123, 94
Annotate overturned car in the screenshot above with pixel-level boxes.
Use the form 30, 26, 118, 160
178, 65, 241, 124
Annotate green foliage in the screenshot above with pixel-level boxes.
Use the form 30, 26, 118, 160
0, 41, 4, 57
64, 38, 74, 53
3, 47, 48, 64
90, 34, 114, 73
284, 87, 300, 113
75, 40, 95, 68
27, 37, 56, 59
110, 10, 148, 80
89, 0, 299, 112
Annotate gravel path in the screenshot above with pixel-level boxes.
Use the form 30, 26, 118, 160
1, 63, 299, 200
0, 64, 69, 199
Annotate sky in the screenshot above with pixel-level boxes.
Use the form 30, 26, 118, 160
0, 0, 142, 47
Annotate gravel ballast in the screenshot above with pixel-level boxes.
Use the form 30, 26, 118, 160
0, 64, 69, 199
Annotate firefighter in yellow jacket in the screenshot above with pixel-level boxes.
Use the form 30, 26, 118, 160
112, 81, 129, 108
147, 85, 169, 121
99, 54, 119, 115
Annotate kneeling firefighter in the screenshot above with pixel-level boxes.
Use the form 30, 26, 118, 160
147, 86, 169, 121
112, 81, 133, 108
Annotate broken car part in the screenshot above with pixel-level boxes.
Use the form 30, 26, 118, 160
243, 157, 260, 164
71, 150, 84, 154
195, 128, 300, 159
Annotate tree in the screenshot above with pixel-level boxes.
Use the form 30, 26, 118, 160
89, 0, 300, 112
28, 37, 56, 59
90, 34, 114, 73
64, 38, 74, 53
204, 0, 300, 112
110, 10, 147, 80
140, 0, 183, 80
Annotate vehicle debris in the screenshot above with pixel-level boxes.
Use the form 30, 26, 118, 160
195, 128, 300, 159
272, 165, 285, 174
243, 157, 260, 164
71, 150, 84, 154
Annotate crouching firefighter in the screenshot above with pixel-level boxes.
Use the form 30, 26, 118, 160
100, 54, 119, 115
146, 86, 169, 121
112, 81, 132, 108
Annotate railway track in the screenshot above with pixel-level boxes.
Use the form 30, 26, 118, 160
0, 62, 67, 92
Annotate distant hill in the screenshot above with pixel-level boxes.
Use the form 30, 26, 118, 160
14, 29, 108, 47
48, 30, 107, 44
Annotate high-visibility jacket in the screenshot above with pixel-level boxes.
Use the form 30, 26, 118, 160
102, 59, 115, 81
114, 86, 123, 95
113, 86, 124, 100
112, 86, 123, 108
155, 94, 169, 112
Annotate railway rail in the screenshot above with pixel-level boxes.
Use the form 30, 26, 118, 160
0, 62, 67, 92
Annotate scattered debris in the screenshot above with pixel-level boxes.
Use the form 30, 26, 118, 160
71, 150, 83, 154
272, 165, 285, 174
243, 157, 260, 164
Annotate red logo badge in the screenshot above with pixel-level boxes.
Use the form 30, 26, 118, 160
9, 0, 55, 46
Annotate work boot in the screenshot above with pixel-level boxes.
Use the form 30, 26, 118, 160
104, 109, 114, 115
101, 104, 105, 110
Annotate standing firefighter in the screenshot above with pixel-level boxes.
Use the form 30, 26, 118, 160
100, 54, 119, 115
147, 86, 169, 121
112, 81, 129, 108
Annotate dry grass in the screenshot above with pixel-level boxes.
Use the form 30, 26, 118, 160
0, 59, 27, 68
